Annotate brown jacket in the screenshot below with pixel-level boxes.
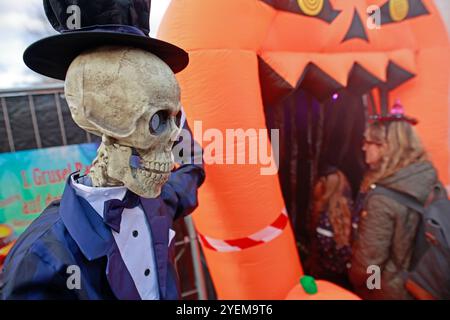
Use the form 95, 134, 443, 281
350, 161, 443, 300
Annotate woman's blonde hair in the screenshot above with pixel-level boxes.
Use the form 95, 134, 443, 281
362, 120, 428, 190
313, 170, 352, 247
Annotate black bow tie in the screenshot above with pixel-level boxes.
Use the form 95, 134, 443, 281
103, 190, 140, 233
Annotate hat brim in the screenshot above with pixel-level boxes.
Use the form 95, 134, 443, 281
23, 31, 189, 80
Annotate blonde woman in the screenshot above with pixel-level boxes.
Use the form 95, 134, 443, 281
308, 166, 357, 288
349, 103, 446, 300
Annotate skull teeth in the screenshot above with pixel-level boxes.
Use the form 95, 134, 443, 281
140, 161, 172, 174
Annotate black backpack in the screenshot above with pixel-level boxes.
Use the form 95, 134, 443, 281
372, 184, 450, 300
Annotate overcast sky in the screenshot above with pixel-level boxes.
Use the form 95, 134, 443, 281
0, 0, 172, 89
0, 0, 448, 90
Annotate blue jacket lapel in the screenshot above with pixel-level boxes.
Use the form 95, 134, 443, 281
59, 178, 112, 260
140, 197, 170, 299
105, 242, 141, 300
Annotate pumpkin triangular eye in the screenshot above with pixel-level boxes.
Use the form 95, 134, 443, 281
261, 0, 340, 24
379, 0, 429, 25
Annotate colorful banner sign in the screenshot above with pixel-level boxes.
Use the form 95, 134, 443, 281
0, 144, 98, 239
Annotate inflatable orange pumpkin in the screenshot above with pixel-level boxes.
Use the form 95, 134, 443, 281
159, 0, 449, 299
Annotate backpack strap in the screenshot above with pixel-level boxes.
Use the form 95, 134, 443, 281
370, 184, 426, 215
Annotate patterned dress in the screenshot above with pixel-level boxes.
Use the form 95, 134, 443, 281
311, 193, 362, 288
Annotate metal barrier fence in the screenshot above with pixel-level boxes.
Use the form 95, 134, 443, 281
0, 84, 96, 153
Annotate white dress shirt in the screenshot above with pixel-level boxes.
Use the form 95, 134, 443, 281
70, 175, 175, 300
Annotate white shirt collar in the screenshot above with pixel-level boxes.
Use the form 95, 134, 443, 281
70, 175, 127, 218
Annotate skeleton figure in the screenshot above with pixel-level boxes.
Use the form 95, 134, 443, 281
0, 44, 205, 301
65, 46, 182, 198
1, 0, 205, 301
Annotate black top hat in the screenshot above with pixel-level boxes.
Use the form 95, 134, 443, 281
24, 0, 189, 80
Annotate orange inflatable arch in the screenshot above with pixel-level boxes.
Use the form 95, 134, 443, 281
159, 0, 449, 299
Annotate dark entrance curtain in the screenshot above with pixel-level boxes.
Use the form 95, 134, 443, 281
263, 88, 367, 260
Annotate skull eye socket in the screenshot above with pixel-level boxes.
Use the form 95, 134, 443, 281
149, 110, 169, 135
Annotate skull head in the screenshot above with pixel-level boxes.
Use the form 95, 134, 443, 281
65, 46, 182, 198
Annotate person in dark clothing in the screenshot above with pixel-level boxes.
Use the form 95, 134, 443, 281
308, 168, 358, 289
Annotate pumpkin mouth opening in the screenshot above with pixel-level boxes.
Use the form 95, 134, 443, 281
258, 52, 416, 105
259, 54, 416, 257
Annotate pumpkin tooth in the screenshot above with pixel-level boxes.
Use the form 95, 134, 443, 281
312, 55, 353, 87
